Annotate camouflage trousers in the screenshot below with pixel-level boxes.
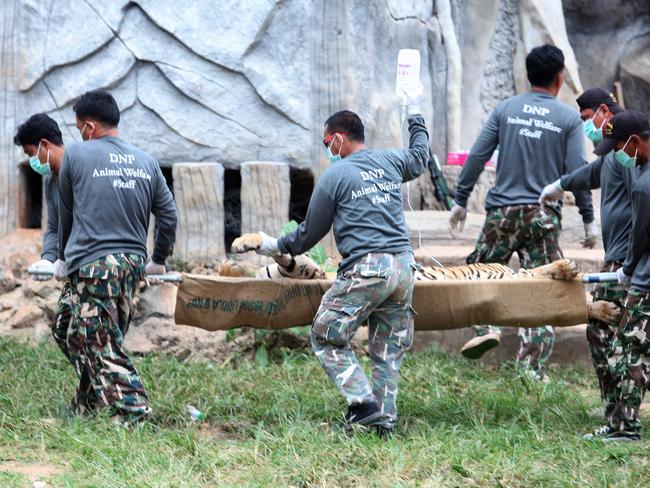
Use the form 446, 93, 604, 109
52, 282, 73, 362
311, 252, 416, 428
67, 253, 151, 424
606, 289, 650, 436
467, 205, 563, 374
587, 261, 627, 417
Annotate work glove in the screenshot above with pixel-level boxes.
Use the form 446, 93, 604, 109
448, 203, 467, 238
28, 259, 54, 281
616, 267, 631, 287
582, 221, 599, 249
145, 261, 166, 285
256, 231, 280, 257
538, 179, 564, 204
402, 83, 423, 115
53, 259, 67, 281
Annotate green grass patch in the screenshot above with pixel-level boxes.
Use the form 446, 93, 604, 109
0, 337, 649, 487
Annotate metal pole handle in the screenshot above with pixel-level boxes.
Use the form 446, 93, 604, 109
582, 272, 618, 284
27, 271, 183, 283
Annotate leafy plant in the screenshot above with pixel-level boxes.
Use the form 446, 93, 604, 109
280, 220, 336, 272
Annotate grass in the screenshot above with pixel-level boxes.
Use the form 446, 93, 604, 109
1, 338, 649, 487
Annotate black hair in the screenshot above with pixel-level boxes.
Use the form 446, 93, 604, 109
73, 89, 120, 127
13, 113, 63, 147
640, 130, 650, 141
324, 110, 364, 142
525, 44, 565, 88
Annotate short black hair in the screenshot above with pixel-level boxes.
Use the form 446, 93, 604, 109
525, 44, 565, 88
324, 110, 364, 142
73, 89, 120, 127
13, 113, 63, 147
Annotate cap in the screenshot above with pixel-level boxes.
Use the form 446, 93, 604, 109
594, 110, 650, 156
576, 88, 618, 111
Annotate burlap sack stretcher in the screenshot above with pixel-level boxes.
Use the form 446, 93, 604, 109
174, 275, 588, 331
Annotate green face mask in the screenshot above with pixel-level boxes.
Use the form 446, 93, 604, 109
583, 110, 605, 145
28, 142, 52, 176
615, 136, 637, 169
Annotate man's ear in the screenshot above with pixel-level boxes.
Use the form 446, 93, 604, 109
599, 103, 610, 115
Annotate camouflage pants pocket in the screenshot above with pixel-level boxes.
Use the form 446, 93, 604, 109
312, 298, 365, 347
52, 283, 73, 362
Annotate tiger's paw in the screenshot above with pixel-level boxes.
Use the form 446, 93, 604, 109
588, 301, 621, 323
231, 233, 263, 254
536, 259, 578, 280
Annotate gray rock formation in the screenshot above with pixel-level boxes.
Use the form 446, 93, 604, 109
2, 0, 643, 238
564, 0, 650, 111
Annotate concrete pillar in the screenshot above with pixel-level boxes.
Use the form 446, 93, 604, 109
239, 161, 290, 237
172, 163, 225, 265
0, 1, 20, 235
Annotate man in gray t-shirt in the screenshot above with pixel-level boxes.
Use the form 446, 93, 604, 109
539, 89, 631, 414
14, 114, 75, 365
449, 45, 595, 381
583, 111, 650, 442
57, 90, 177, 425
233, 89, 429, 433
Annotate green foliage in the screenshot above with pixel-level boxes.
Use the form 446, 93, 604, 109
2, 338, 650, 487
280, 220, 336, 272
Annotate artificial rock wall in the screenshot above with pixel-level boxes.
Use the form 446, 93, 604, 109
2, 0, 646, 243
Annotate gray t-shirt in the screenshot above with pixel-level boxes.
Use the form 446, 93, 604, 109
560, 152, 636, 262
59, 136, 177, 275
624, 163, 650, 292
455, 91, 594, 223
278, 115, 429, 272
41, 174, 59, 262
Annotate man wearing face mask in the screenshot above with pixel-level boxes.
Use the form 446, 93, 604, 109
582, 111, 650, 442
14, 114, 75, 363
449, 44, 595, 381
539, 89, 630, 415
57, 89, 177, 425
234, 88, 429, 435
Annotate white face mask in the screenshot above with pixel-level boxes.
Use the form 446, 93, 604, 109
80, 122, 92, 141
326, 134, 342, 163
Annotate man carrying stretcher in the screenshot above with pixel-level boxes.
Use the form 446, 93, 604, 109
233, 87, 429, 435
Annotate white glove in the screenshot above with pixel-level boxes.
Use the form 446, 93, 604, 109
53, 259, 67, 281
582, 221, 600, 249
145, 261, 166, 285
402, 83, 423, 115
617, 267, 631, 287
538, 179, 564, 204
256, 231, 279, 257
448, 203, 467, 237
28, 259, 54, 281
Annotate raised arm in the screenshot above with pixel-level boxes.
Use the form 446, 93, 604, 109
397, 115, 430, 182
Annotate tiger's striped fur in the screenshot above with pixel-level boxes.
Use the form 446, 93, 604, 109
256, 254, 326, 280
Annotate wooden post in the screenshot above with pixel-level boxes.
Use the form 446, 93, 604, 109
0, 1, 19, 235
239, 162, 291, 237
172, 163, 225, 265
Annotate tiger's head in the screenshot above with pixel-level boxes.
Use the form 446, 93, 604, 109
257, 254, 326, 280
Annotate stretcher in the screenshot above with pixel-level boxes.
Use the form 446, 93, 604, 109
28, 270, 618, 331
172, 272, 618, 332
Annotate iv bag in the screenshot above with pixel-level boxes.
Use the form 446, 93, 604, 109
395, 49, 421, 99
